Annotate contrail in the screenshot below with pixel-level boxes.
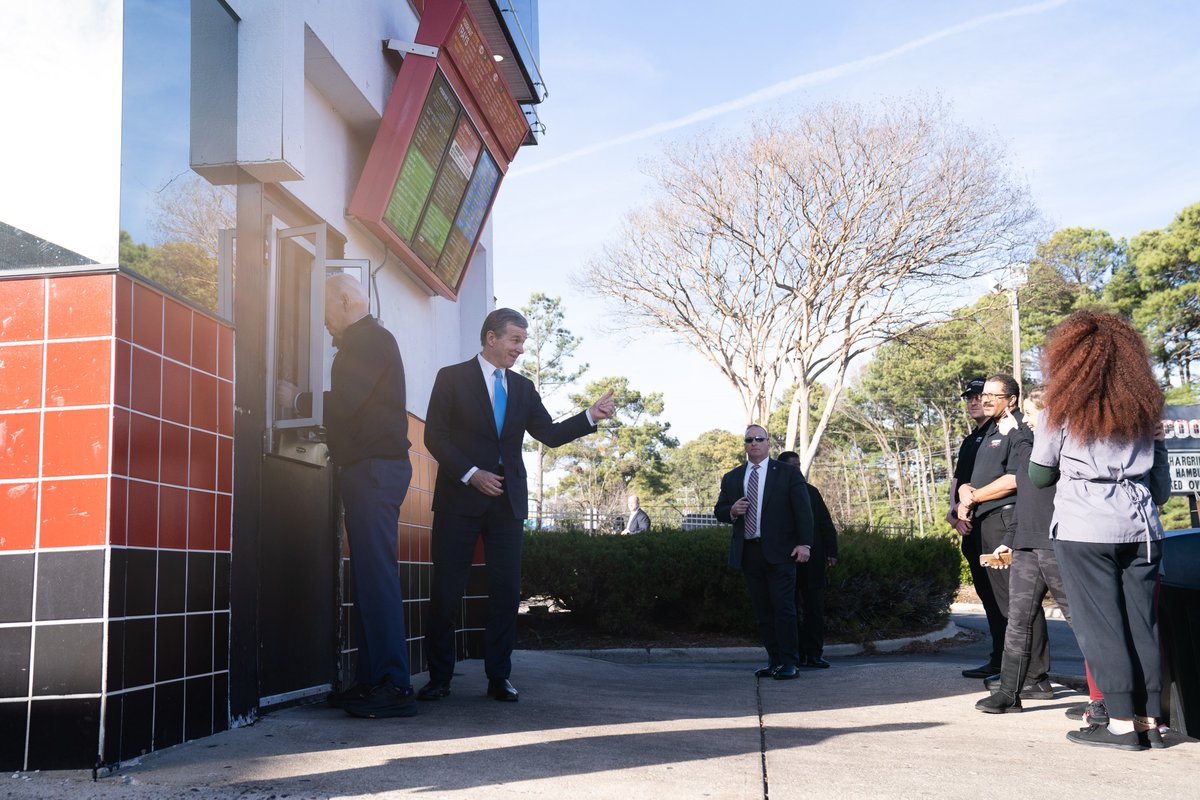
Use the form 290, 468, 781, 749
512, 0, 1070, 177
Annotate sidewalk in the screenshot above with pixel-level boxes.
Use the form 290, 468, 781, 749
5, 617, 1194, 799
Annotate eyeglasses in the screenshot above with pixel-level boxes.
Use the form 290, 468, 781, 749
744, 436, 767, 443
980, 392, 1012, 400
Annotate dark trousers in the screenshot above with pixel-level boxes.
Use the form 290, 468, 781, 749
1004, 548, 1070, 681
426, 495, 524, 681
975, 507, 1050, 676
340, 458, 413, 688
796, 561, 826, 658
742, 539, 800, 668
1055, 538, 1162, 719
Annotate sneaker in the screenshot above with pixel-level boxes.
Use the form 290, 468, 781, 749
343, 679, 418, 719
985, 677, 1055, 700
1083, 699, 1109, 726
1138, 727, 1166, 749
1064, 702, 1088, 720
1066, 723, 1145, 751
962, 660, 1002, 679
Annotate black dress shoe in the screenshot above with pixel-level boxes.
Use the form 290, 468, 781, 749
772, 665, 800, 680
487, 678, 519, 702
802, 656, 831, 669
962, 660, 1002, 679
327, 683, 372, 709
343, 679, 418, 719
754, 663, 782, 677
416, 678, 452, 701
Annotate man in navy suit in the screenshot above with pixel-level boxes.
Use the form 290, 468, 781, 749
714, 426, 815, 680
419, 308, 614, 702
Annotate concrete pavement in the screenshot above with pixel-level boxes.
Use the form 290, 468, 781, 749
5, 611, 1194, 799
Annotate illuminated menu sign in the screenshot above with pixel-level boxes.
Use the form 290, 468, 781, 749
381, 71, 502, 292
347, 0, 529, 300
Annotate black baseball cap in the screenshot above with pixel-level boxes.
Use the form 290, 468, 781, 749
960, 379, 986, 398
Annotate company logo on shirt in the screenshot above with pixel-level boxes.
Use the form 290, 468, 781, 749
988, 438, 1002, 448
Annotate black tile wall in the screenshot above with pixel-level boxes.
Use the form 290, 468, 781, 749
185, 615, 213, 677
0, 701, 28, 771
35, 549, 104, 620
155, 616, 185, 682
213, 673, 229, 734
108, 548, 128, 617
154, 682, 184, 750
106, 620, 125, 691
214, 553, 230, 611
0, 554, 34, 622
102, 693, 123, 765
125, 549, 158, 617
119, 688, 153, 761
26, 697, 100, 771
122, 617, 155, 689
0, 627, 31, 697
31, 623, 102, 696
157, 551, 186, 614
213, 612, 229, 673
184, 676, 213, 742
186, 552, 214, 613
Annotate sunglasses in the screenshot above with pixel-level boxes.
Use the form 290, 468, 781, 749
744, 436, 767, 443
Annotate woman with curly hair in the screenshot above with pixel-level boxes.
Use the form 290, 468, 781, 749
1030, 310, 1170, 751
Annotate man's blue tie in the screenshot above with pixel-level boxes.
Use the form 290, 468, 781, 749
493, 368, 507, 435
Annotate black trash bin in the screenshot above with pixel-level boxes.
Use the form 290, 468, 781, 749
1160, 527, 1200, 737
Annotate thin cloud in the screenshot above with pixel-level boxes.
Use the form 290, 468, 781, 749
512, 0, 1071, 178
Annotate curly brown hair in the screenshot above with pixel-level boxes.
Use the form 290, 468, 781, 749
1041, 310, 1163, 442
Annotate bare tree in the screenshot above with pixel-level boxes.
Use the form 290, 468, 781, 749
579, 99, 1038, 473
151, 173, 235, 260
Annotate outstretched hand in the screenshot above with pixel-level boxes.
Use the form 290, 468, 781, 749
589, 388, 616, 421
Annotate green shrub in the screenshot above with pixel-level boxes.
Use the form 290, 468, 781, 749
522, 525, 962, 642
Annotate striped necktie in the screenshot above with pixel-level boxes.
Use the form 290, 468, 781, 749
744, 464, 760, 539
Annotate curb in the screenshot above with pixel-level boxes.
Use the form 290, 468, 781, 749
951, 601, 1068, 620
554, 620, 963, 664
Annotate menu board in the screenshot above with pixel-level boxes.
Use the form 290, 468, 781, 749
381, 71, 502, 286
446, 13, 529, 160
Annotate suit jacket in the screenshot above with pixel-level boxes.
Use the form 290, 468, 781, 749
624, 508, 650, 534
714, 459, 814, 569
806, 484, 838, 561
425, 357, 595, 520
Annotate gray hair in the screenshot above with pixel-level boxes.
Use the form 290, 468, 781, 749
480, 308, 528, 345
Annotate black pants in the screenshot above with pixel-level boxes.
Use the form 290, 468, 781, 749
796, 561, 826, 659
426, 495, 524, 682
742, 539, 800, 668
1055, 538, 1162, 719
1004, 548, 1070, 681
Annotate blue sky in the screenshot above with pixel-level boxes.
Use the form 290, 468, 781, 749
490, 0, 1200, 441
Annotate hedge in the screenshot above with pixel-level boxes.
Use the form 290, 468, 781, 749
521, 525, 962, 642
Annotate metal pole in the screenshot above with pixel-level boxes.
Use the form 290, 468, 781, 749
1010, 286, 1022, 387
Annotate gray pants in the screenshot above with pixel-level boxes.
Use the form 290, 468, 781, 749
1004, 548, 1071, 676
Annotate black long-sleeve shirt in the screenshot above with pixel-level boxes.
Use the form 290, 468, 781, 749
322, 316, 410, 466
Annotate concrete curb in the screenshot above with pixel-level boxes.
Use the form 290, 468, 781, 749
951, 601, 1068, 620
553, 620, 963, 664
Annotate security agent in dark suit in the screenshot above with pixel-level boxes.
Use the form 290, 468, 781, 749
778, 451, 838, 669
714, 426, 815, 680
419, 308, 614, 703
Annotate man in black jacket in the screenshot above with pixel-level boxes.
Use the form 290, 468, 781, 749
286, 274, 415, 718
715, 427, 815, 680
419, 308, 614, 703
778, 451, 838, 669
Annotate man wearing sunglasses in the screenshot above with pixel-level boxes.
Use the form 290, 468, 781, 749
715, 425, 815, 680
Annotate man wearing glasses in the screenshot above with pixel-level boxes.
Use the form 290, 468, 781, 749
955, 374, 1047, 685
715, 425, 815, 680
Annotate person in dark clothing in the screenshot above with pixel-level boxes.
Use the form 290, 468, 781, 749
419, 308, 614, 703
714, 427, 814, 680
284, 274, 415, 719
778, 451, 838, 668
622, 495, 651, 534
975, 387, 1072, 713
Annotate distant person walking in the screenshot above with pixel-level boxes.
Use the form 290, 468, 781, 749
622, 495, 650, 534
778, 451, 838, 669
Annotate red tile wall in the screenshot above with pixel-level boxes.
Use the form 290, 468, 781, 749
0, 274, 112, 551
112, 276, 234, 554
